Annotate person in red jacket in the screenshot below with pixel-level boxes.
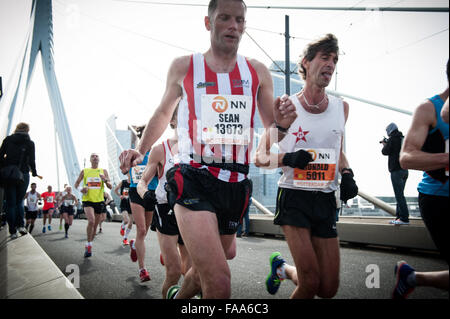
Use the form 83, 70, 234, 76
41, 185, 56, 233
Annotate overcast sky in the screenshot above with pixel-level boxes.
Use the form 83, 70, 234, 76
0, 0, 448, 197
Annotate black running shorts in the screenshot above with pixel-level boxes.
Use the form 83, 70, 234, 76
61, 205, 75, 216
83, 201, 104, 214
128, 187, 156, 212
419, 192, 449, 264
165, 164, 252, 235
120, 198, 131, 213
275, 187, 338, 238
151, 203, 184, 245
25, 211, 38, 220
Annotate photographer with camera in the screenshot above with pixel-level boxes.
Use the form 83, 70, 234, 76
381, 122, 410, 225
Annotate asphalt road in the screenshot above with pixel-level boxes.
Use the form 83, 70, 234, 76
31, 218, 448, 300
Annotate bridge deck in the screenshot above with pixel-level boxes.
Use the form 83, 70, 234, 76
1, 218, 447, 300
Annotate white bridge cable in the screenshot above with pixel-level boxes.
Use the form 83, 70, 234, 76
109, 0, 449, 13
270, 72, 413, 116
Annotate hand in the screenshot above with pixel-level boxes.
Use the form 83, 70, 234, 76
37, 175, 43, 179
119, 149, 145, 174
81, 187, 88, 194
99, 174, 106, 182
340, 171, 358, 203
137, 180, 147, 199
282, 149, 313, 169
274, 94, 297, 130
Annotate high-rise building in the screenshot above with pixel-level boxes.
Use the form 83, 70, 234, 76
105, 115, 132, 204
249, 62, 303, 211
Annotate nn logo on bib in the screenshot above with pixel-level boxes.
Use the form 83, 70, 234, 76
211, 96, 229, 113
211, 95, 249, 113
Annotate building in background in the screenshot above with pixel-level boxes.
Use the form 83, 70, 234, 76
105, 115, 132, 204
249, 62, 303, 211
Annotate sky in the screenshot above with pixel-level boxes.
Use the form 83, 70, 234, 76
0, 0, 448, 197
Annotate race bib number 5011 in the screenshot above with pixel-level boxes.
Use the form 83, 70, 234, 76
293, 148, 337, 189
201, 94, 252, 145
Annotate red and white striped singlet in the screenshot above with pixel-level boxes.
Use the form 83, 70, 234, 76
177, 53, 259, 182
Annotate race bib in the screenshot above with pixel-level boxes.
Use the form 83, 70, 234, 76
293, 148, 337, 189
29, 197, 36, 203
86, 177, 102, 189
123, 188, 129, 197
46, 196, 54, 203
201, 94, 252, 145
131, 165, 146, 182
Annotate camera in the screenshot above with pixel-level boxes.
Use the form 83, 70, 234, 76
379, 137, 388, 144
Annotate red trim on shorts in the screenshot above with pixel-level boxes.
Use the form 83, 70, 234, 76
239, 190, 250, 224
174, 166, 184, 200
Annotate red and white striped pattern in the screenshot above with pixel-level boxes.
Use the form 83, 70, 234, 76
177, 53, 259, 182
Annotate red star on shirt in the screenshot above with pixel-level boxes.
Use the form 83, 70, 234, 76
292, 126, 309, 143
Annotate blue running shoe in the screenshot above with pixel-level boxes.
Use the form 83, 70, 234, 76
266, 252, 285, 295
42, 226, 46, 233
48, 225, 52, 231
392, 261, 415, 299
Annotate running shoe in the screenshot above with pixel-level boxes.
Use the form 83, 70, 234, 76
123, 238, 129, 246
120, 226, 125, 237
160, 253, 165, 266
42, 226, 46, 233
59, 224, 63, 230
65, 233, 68, 239
18, 227, 28, 235
10, 232, 18, 240
84, 245, 92, 258
130, 239, 137, 262
392, 220, 410, 225
48, 225, 52, 231
392, 261, 416, 299
139, 269, 151, 283
265, 252, 285, 295
166, 285, 180, 299
389, 219, 399, 224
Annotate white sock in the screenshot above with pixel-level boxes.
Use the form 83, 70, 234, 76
276, 264, 287, 280
124, 228, 131, 239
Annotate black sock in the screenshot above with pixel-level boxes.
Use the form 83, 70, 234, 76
29, 224, 34, 233
64, 223, 70, 234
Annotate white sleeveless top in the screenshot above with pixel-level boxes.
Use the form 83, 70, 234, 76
278, 93, 345, 193
26, 192, 39, 211
155, 140, 178, 204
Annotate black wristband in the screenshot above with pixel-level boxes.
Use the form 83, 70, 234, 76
274, 122, 289, 133
341, 168, 354, 177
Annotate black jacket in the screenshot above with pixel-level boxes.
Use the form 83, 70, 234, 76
381, 129, 404, 172
0, 132, 38, 176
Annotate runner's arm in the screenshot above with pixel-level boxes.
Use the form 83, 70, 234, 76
441, 97, 449, 123
137, 145, 163, 199
101, 169, 112, 190
114, 182, 122, 197
400, 101, 448, 171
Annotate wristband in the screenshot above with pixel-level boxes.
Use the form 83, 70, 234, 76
274, 121, 289, 133
341, 168, 354, 177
